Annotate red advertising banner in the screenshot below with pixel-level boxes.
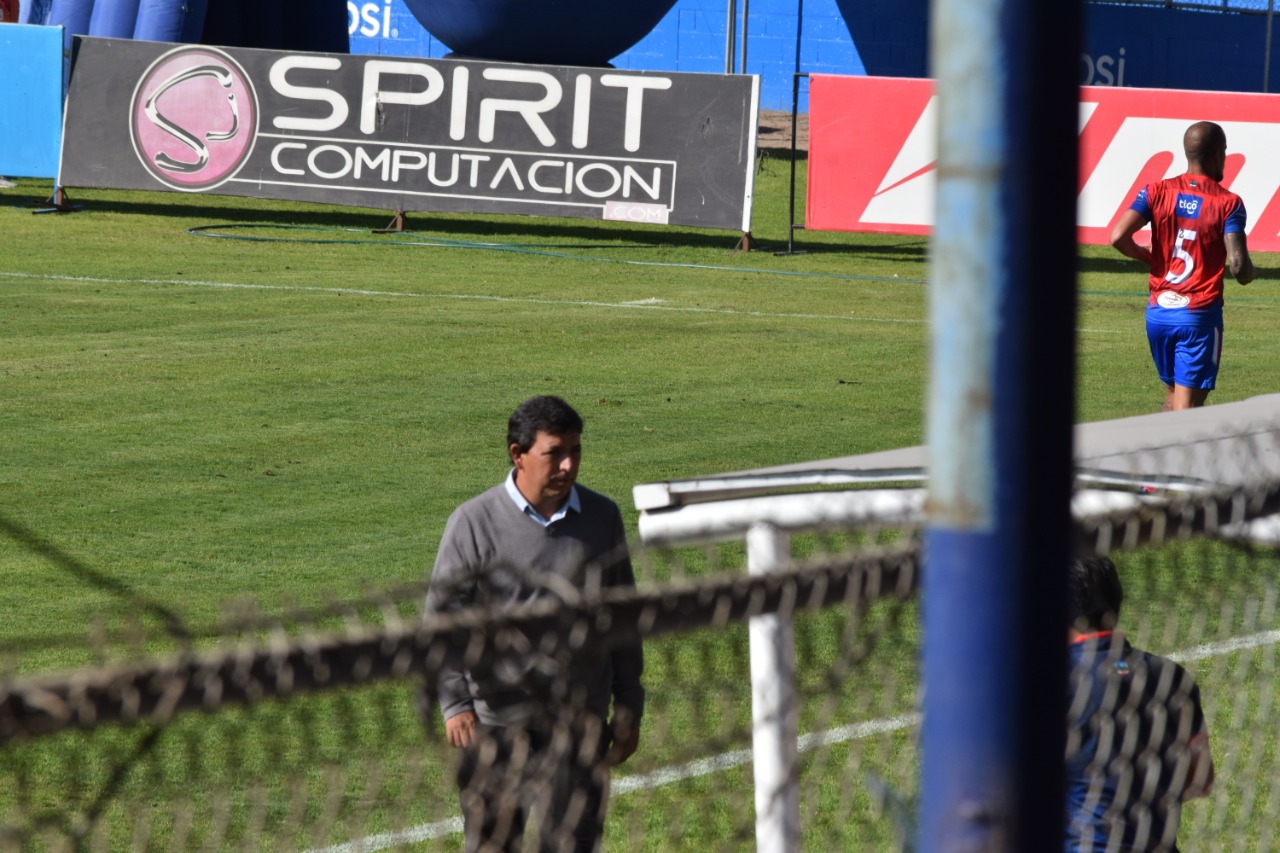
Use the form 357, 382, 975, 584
808, 74, 1280, 252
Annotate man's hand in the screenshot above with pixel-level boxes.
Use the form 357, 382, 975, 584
1182, 733, 1215, 801
606, 712, 640, 766
445, 710, 478, 748
1110, 209, 1154, 268
1226, 231, 1255, 285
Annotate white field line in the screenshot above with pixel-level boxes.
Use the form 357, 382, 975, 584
0, 270, 920, 325
308, 714, 920, 853
1167, 628, 1280, 664
0, 270, 1123, 332
310, 627, 1280, 853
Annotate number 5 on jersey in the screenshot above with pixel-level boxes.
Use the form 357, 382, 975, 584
1166, 228, 1197, 285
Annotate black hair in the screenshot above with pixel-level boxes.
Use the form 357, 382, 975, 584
1066, 556, 1124, 631
506, 396, 584, 453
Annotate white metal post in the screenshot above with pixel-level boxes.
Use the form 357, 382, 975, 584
747, 522, 799, 852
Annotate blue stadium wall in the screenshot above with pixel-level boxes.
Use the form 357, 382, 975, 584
832, 1, 1280, 94
12, 1, 1275, 119
347, 0, 867, 111
347, 0, 1279, 111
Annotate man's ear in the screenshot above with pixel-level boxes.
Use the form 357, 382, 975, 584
509, 443, 523, 467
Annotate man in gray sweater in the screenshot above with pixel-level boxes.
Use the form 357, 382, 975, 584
425, 395, 645, 853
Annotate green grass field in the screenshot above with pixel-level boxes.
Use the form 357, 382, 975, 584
3, 155, 1280, 850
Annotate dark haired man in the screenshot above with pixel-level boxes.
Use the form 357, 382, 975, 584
425, 395, 644, 853
1065, 556, 1213, 851
1110, 120, 1256, 411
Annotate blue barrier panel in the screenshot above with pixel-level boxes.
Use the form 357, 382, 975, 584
0, 23, 64, 178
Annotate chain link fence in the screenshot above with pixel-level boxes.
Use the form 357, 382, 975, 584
1096, 0, 1276, 12
0, 437, 1278, 850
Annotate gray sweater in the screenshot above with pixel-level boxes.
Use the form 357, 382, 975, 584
425, 482, 645, 728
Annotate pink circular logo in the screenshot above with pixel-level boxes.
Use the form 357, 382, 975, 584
130, 47, 258, 191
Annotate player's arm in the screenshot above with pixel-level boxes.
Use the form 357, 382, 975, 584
1180, 677, 1214, 801
604, 505, 644, 766
1110, 209, 1154, 267
1225, 231, 1255, 285
424, 509, 481, 748
1182, 732, 1215, 801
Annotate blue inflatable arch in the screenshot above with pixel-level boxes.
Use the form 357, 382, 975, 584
38, 0, 683, 64
402, 0, 679, 67
46, 0, 205, 41
40, 0, 345, 52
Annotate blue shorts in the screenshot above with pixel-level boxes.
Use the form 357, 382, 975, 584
1146, 305, 1222, 390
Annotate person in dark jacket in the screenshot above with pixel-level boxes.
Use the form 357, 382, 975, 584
1065, 556, 1213, 851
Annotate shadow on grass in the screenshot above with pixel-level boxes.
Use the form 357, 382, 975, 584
1078, 252, 1280, 283
55, 194, 760, 252
77, 195, 927, 263
8, 160, 934, 266
777, 233, 929, 261
1077, 254, 1146, 275
1246, 266, 1280, 282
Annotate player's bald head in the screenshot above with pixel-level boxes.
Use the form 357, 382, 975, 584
1183, 121, 1227, 181
1184, 121, 1226, 160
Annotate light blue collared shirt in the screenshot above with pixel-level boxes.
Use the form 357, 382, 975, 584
504, 469, 580, 527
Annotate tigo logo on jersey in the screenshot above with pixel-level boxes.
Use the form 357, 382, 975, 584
129, 46, 259, 191
1176, 193, 1203, 219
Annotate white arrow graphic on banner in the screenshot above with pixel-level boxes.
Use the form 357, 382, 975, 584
862, 96, 938, 227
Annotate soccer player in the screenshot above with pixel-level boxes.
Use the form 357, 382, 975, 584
1110, 121, 1255, 411
1065, 556, 1214, 851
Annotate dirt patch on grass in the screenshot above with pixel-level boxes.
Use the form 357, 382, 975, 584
757, 110, 808, 152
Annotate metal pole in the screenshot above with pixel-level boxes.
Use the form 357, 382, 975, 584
1265, 0, 1275, 93
740, 0, 750, 75
782, 0, 806, 255
793, 0, 805, 75
919, 0, 1079, 848
747, 523, 799, 853
724, 0, 737, 75
787, 72, 801, 255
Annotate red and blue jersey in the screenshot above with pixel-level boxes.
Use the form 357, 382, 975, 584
1129, 173, 1247, 313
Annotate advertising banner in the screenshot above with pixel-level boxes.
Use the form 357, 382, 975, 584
0, 23, 64, 178
60, 37, 760, 231
807, 74, 1280, 253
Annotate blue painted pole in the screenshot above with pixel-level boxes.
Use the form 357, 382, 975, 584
919, 0, 1080, 848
